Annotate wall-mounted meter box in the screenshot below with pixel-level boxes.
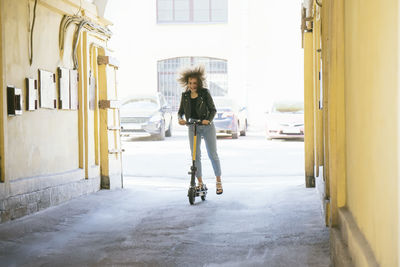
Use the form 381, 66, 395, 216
70, 69, 79, 110
38, 69, 56, 109
26, 78, 38, 111
7, 85, 22, 116
58, 67, 70, 110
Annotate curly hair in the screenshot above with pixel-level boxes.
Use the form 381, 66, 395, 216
177, 65, 207, 91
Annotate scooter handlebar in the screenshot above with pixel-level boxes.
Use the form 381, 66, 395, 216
185, 119, 203, 125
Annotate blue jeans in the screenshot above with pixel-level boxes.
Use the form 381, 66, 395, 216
188, 123, 222, 178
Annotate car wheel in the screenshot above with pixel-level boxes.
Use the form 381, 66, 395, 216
240, 120, 247, 136
232, 121, 239, 139
165, 121, 172, 137
232, 132, 239, 139
154, 121, 165, 141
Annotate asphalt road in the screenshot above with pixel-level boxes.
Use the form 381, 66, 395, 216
122, 129, 306, 179
0, 129, 330, 267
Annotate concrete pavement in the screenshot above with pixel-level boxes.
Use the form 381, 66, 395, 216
0, 131, 330, 266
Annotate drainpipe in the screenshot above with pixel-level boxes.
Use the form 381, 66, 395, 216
302, 0, 316, 187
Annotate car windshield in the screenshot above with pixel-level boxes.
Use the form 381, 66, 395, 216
271, 102, 304, 114
214, 98, 239, 112
214, 98, 233, 108
122, 98, 159, 111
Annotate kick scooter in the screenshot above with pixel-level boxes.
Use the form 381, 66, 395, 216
186, 119, 208, 205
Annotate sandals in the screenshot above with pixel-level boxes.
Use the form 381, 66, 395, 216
216, 182, 223, 195
196, 183, 207, 191
197, 182, 222, 194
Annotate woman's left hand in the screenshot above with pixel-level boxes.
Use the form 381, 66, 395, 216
202, 120, 210, 125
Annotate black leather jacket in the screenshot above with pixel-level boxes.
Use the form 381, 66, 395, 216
178, 88, 217, 122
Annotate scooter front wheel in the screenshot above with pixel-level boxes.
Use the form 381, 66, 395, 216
188, 188, 196, 205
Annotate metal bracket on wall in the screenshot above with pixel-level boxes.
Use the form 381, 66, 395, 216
107, 126, 121, 130
98, 99, 120, 109
97, 55, 120, 69
301, 6, 314, 47
108, 149, 125, 154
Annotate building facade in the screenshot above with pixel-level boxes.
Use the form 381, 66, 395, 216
106, 0, 304, 126
0, 0, 122, 223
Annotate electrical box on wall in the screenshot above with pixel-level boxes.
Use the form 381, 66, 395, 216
58, 67, 70, 109
7, 86, 22, 116
38, 69, 57, 109
26, 78, 38, 111
70, 69, 79, 110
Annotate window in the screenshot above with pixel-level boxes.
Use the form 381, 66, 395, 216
157, 0, 228, 24
158, 57, 228, 111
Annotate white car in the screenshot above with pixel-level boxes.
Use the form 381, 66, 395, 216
265, 101, 304, 140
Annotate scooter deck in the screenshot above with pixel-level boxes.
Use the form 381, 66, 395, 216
195, 188, 208, 197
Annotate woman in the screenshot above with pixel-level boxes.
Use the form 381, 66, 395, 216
177, 65, 223, 195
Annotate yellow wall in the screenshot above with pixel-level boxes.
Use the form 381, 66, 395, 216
307, 0, 400, 265
0, 0, 109, 183
0, 0, 4, 183
0, 0, 121, 222
3, 0, 76, 179
344, 0, 399, 265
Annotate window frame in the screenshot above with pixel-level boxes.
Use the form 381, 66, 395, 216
156, 0, 228, 24
157, 57, 228, 111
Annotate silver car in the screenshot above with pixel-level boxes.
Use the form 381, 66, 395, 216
213, 97, 248, 139
120, 93, 172, 140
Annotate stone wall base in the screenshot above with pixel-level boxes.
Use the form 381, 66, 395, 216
330, 208, 379, 267
0, 175, 100, 223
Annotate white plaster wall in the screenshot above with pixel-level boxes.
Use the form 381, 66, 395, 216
105, 0, 304, 127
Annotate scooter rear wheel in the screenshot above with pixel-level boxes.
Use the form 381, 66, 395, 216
188, 188, 195, 205
201, 195, 206, 201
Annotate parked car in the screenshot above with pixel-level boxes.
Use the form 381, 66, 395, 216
120, 93, 172, 140
213, 97, 248, 139
265, 101, 304, 140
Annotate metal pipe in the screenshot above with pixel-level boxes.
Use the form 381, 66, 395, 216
29, 0, 38, 66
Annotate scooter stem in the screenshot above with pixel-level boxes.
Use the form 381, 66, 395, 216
192, 126, 197, 161
190, 123, 198, 187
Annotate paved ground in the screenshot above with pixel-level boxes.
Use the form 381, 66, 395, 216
0, 130, 330, 267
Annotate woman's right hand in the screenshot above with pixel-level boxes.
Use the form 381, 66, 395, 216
178, 119, 187, 125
